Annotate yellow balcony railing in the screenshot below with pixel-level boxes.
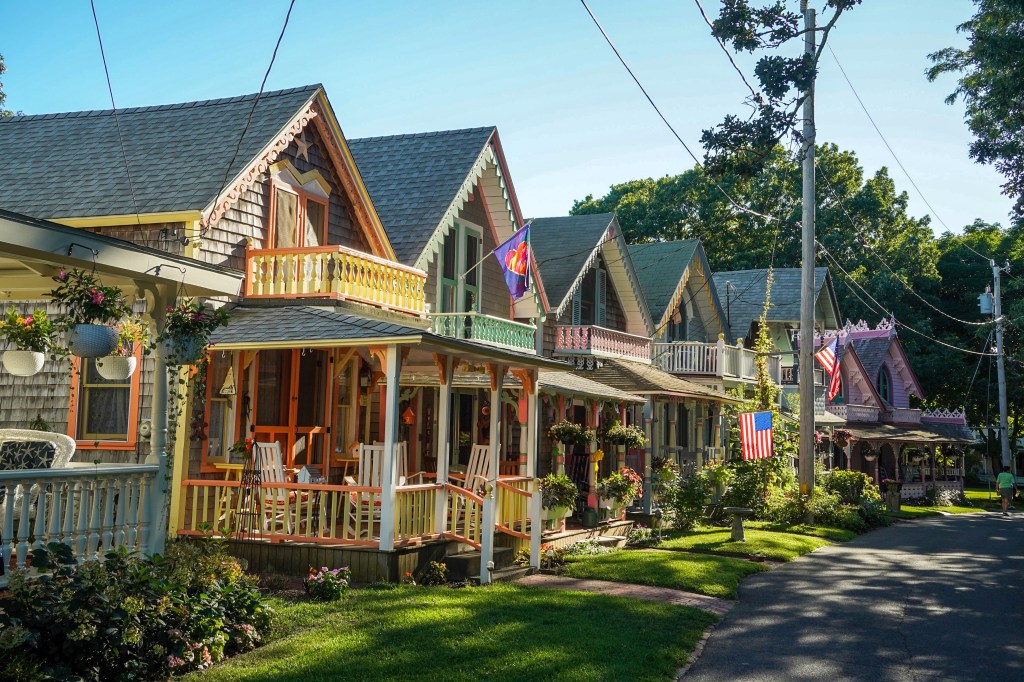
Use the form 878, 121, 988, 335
246, 245, 427, 316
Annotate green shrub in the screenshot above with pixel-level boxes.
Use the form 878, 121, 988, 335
0, 539, 272, 681
819, 469, 879, 505
625, 525, 660, 548
304, 566, 351, 601
539, 473, 578, 510
663, 464, 714, 530
564, 539, 615, 556
419, 561, 449, 586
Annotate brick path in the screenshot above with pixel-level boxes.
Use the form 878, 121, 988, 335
516, 574, 733, 617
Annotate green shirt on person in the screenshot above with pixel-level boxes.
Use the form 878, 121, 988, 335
996, 472, 1016, 489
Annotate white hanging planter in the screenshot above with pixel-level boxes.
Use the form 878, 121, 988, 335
95, 355, 138, 381
68, 324, 119, 358
158, 336, 205, 366
2, 350, 45, 376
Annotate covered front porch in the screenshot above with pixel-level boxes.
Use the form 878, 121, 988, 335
174, 305, 565, 582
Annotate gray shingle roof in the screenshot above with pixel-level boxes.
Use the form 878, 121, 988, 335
712, 267, 830, 342
578, 359, 741, 403
531, 214, 615, 311
538, 371, 645, 403
627, 240, 699, 322
347, 127, 495, 266
850, 337, 892, 381
0, 85, 321, 219
210, 306, 424, 346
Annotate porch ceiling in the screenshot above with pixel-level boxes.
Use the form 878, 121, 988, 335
0, 208, 243, 299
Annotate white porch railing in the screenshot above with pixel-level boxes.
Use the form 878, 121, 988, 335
1, 465, 159, 588
884, 408, 922, 425
900, 480, 962, 501
555, 325, 651, 363
429, 312, 537, 353
245, 244, 427, 316
826, 404, 879, 422
652, 340, 781, 383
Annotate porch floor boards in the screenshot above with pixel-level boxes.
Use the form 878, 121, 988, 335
516, 574, 734, 617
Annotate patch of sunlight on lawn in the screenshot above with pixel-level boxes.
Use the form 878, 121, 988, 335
658, 527, 832, 561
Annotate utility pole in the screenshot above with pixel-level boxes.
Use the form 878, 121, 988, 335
992, 260, 1012, 468
798, 1, 816, 495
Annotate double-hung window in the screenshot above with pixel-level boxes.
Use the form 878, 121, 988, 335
270, 181, 328, 249
69, 352, 141, 448
438, 221, 482, 314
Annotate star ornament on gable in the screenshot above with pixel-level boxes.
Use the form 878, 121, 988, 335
294, 131, 311, 162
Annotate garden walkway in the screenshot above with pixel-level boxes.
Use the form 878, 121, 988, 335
685, 512, 1024, 681
516, 574, 733, 616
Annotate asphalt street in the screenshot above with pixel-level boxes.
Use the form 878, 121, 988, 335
685, 512, 1024, 681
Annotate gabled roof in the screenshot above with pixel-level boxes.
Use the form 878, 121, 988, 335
850, 337, 891, 380
348, 127, 499, 266
0, 85, 320, 219
711, 267, 839, 342
628, 239, 727, 333
578, 359, 741, 403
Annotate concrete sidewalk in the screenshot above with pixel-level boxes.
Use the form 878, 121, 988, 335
684, 512, 1024, 681
516, 573, 733, 616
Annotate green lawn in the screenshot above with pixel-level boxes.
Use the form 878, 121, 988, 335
743, 521, 858, 543
658, 527, 832, 561
560, 549, 766, 599
885, 504, 983, 519
192, 585, 716, 682
965, 487, 1003, 508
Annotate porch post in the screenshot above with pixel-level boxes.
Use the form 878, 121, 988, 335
433, 356, 453, 537
146, 345, 170, 555
642, 398, 654, 514
480, 364, 504, 585
378, 345, 402, 551
695, 403, 706, 470
527, 372, 541, 570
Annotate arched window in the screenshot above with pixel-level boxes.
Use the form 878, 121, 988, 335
877, 367, 891, 404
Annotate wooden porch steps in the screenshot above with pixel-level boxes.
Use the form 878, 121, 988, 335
445, 546, 514, 580
540, 520, 635, 549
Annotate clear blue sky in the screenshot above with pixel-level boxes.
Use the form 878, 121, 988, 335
1, 1, 1011, 234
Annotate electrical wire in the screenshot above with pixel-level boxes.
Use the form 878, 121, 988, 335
201, 0, 296, 237
90, 0, 142, 230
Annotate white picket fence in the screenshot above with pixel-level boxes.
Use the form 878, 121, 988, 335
0, 464, 160, 587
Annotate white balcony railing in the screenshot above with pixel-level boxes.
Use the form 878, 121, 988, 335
555, 325, 651, 363
826, 404, 879, 422
884, 408, 922, 425
653, 340, 781, 383
429, 312, 536, 353
1, 464, 160, 587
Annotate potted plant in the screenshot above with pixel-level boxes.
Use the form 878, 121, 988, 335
95, 318, 149, 381
597, 466, 644, 520
538, 473, 577, 531
49, 268, 132, 358
229, 437, 254, 464
832, 428, 852, 449
157, 298, 230, 366
0, 307, 56, 376
605, 420, 647, 467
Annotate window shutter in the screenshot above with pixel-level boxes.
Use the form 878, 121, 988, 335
596, 269, 607, 327
571, 289, 582, 326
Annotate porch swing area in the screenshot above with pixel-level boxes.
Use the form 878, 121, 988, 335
174, 312, 554, 583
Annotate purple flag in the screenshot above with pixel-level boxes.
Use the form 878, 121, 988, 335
492, 224, 531, 301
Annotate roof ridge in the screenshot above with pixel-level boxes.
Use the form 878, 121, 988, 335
0, 84, 322, 123
533, 213, 614, 222
348, 126, 496, 143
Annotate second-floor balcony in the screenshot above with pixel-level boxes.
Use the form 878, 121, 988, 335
652, 341, 781, 384
245, 244, 427, 317
781, 365, 825, 387
429, 312, 537, 353
826, 404, 880, 423
881, 407, 922, 425
555, 325, 651, 363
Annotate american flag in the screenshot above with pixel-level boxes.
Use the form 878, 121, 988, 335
739, 411, 774, 460
814, 337, 843, 401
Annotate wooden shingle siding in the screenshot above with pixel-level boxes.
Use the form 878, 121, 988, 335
464, 196, 511, 320
83, 222, 187, 257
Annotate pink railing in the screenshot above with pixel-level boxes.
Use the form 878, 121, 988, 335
555, 325, 651, 362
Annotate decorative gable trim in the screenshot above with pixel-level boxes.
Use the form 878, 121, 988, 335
269, 160, 332, 196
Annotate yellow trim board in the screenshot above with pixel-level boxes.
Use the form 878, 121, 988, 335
209, 336, 423, 351
53, 211, 203, 229
270, 160, 333, 196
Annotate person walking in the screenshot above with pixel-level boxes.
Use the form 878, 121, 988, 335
996, 465, 1018, 516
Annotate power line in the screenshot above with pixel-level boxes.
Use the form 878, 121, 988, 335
201, 0, 296, 237
90, 0, 142, 230
579, 0, 778, 225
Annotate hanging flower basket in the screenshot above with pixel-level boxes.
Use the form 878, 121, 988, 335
159, 336, 205, 366
68, 323, 120, 358
95, 355, 138, 381
2, 350, 46, 377
157, 299, 229, 367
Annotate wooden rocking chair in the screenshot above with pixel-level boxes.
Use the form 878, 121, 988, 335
449, 444, 493, 495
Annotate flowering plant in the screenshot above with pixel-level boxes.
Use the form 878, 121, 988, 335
304, 566, 350, 602
604, 421, 648, 449
547, 419, 594, 445
229, 438, 254, 461
48, 268, 131, 326
538, 473, 578, 510
597, 466, 644, 505
112, 317, 149, 357
0, 307, 55, 352
158, 298, 230, 342
832, 428, 852, 447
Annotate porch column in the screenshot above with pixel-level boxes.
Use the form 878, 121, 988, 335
586, 400, 598, 504
695, 402, 706, 468
146, 285, 174, 555
433, 356, 454, 537
642, 398, 655, 514
526, 372, 541, 570
480, 364, 505, 585
378, 345, 403, 551
555, 394, 566, 475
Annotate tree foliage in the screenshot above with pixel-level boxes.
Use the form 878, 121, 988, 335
928, 0, 1024, 220
700, 0, 861, 177
0, 53, 12, 118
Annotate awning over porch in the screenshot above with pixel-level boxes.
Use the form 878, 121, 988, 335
210, 305, 568, 369
538, 371, 645, 404
844, 421, 975, 445
574, 358, 742, 404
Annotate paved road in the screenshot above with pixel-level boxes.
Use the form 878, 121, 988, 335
685, 513, 1024, 681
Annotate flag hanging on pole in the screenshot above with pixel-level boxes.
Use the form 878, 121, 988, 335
739, 411, 774, 460
814, 337, 843, 401
492, 224, 531, 301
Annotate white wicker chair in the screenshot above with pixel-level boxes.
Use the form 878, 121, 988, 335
0, 429, 77, 530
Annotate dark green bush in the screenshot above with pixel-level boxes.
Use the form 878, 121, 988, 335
0, 539, 272, 681
663, 464, 714, 530
819, 469, 878, 505
419, 561, 449, 586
